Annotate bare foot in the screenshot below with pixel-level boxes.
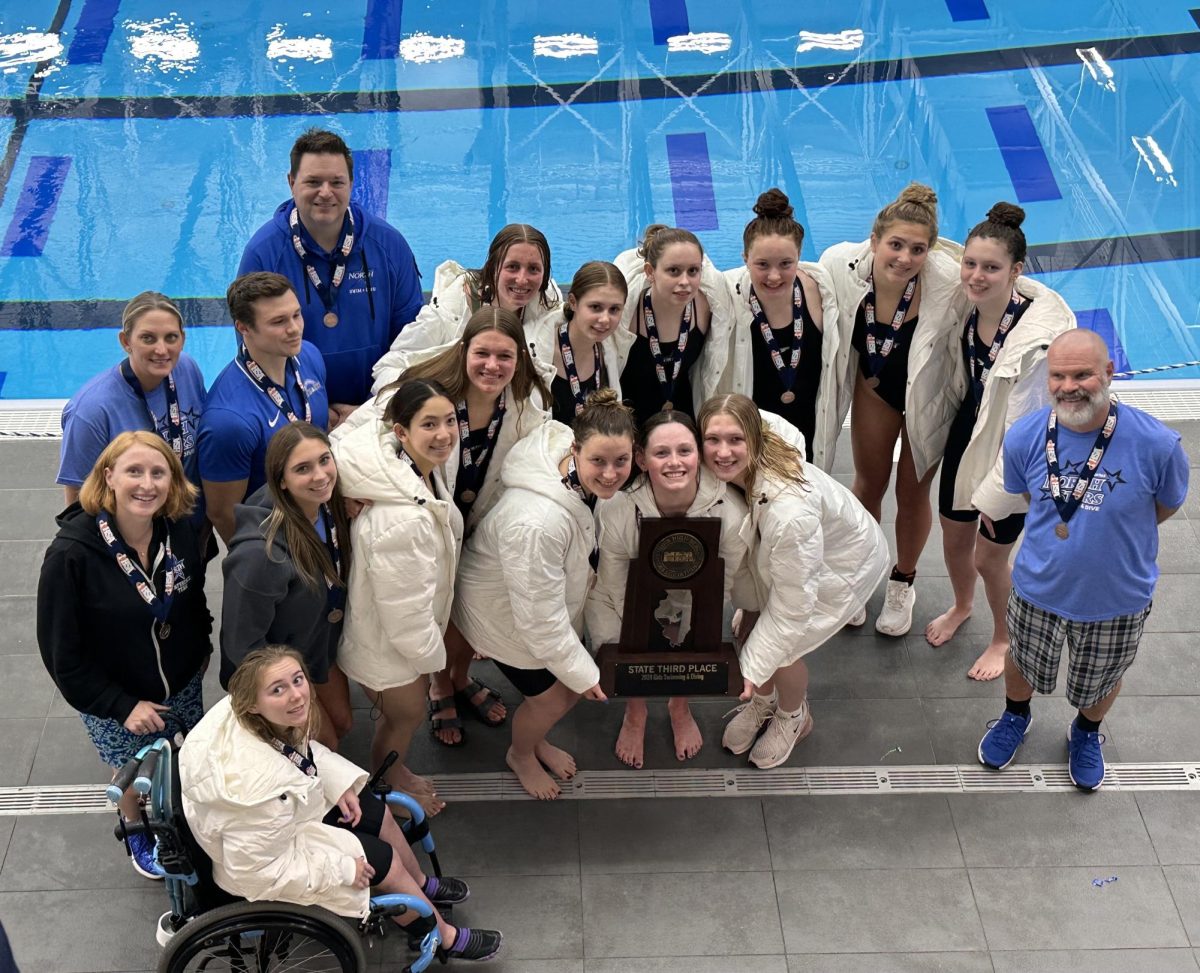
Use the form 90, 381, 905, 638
615, 702, 647, 768
968, 641, 1008, 681
507, 746, 560, 800
535, 740, 577, 781
415, 790, 447, 818
668, 698, 702, 761
394, 766, 435, 796
925, 606, 972, 647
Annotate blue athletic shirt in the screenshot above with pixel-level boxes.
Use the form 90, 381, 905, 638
1004, 403, 1190, 621
237, 200, 423, 406
58, 353, 208, 523
197, 341, 329, 496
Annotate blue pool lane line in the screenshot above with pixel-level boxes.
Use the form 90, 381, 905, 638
1, 156, 71, 257
945, 0, 989, 22
986, 105, 1063, 204
66, 0, 121, 65
352, 149, 391, 220
362, 0, 403, 60
665, 133, 718, 232
649, 0, 689, 45
1075, 308, 1133, 378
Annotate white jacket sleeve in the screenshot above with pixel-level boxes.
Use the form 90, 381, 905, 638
584, 516, 630, 649
365, 518, 448, 676
498, 522, 600, 694
973, 356, 1049, 520
312, 742, 370, 807
739, 507, 823, 687
370, 302, 461, 392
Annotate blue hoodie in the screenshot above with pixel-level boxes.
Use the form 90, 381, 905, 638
238, 200, 423, 405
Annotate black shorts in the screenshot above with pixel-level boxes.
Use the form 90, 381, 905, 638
493, 659, 559, 698
938, 396, 1025, 545
322, 785, 393, 882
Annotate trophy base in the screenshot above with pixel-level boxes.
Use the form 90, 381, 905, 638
597, 643, 742, 698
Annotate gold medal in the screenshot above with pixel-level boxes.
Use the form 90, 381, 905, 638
327, 608, 344, 623
663, 400, 674, 411
323, 311, 338, 328
1055, 522, 1069, 540
461, 489, 477, 503
780, 390, 796, 404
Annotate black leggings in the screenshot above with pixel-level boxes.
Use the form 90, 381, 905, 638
938, 396, 1025, 546
322, 785, 394, 882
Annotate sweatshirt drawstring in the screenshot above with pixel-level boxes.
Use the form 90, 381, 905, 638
361, 248, 376, 321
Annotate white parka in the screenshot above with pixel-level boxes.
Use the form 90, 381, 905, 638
332, 418, 463, 691
586, 468, 751, 648
718, 263, 842, 471
524, 311, 636, 406
735, 460, 890, 688
947, 277, 1076, 519
819, 240, 968, 477
452, 422, 601, 694
180, 696, 371, 918
370, 259, 564, 394
612, 247, 735, 413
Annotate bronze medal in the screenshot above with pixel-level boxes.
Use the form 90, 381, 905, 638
461, 489, 477, 503
663, 400, 674, 411
866, 376, 881, 390
157, 623, 171, 640
1054, 522, 1069, 540
780, 390, 796, 404
327, 608, 344, 623
323, 311, 338, 328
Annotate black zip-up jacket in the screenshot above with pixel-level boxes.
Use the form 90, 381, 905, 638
37, 504, 212, 724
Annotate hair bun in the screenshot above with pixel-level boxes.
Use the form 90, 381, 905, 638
897, 182, 938, 210
753, 188, 793, 219
985, 201, 1026, 229
584, 387, 622, 409
637, 224, 670, 258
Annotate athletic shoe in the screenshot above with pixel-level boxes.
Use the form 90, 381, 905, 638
875, 580, 915, 636
977, 710, 1032, 770
1067, 720, 1106, 791
423, 874, 470, 906
722, 692, 777, 755
437, 927, 503, 963
128, 832, 164, 880
847, 606, 867, 627
749, 701, 814, 769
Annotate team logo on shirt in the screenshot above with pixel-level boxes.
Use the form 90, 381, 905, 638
170, 558, 191, 594
303, 378, 323, 397
1038, 463, 1127, 512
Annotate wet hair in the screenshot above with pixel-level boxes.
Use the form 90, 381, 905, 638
637, 224, 704, 268
468, 224, 554, 310
742, 188, 805, 255
289, 128, 354, 181
228, 645, 320, 748
121, 292, 184, 338
571, 388, 637, 447
396, 307, 550, 406
79, 430, 197, 521
382, 378, 452, 429
638, 410, 699, 452
227, 272, 297, 329
563, 261, 628, 322
871, 182, 939, 246
262, 422, 351, 591
965, 201, 1027, 265
697, 394, 805, 495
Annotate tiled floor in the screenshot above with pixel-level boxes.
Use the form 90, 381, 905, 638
1, 422, 1199, 972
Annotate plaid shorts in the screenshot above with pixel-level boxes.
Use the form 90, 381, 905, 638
1007, 590, 1151, 708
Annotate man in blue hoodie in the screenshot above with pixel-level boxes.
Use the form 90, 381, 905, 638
238, 129, 423, 424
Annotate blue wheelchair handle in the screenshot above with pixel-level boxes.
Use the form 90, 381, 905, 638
106, 756, 141, 803
368, 893, 433, 918
133, 738, 170, 795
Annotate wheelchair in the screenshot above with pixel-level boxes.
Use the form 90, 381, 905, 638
110, 739, 446, 973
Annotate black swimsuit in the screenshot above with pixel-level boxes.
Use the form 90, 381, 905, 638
748, 292, 823, 462
620, 299, 707, 426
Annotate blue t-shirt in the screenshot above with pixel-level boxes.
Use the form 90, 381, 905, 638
58, 355, 207, 521
197, 341, 329, 496
238, 200, 423, 406
1004, 404, 1190, 621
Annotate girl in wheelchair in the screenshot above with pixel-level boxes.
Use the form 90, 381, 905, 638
179, 645, 503, 963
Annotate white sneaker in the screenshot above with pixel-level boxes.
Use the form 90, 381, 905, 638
749, 700, 814, 769
847, 606, 867, 627
875, 580, 915, 637
722, 692, 777, 754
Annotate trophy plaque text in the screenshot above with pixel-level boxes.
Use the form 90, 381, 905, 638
597, 517, 741, 697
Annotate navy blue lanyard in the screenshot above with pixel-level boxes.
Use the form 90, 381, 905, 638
120, 360, 183, 458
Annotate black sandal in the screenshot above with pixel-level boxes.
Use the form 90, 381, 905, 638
454, 679, 507, 728
427, 695, 466, 747
437, 927, 503, 963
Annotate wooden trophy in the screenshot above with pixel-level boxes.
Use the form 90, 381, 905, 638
596, 517, 742, 697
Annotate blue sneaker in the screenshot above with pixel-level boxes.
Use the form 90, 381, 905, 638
1068, 720, 1106, 791
127, 831, 164, 880
977, 710, 1032, 770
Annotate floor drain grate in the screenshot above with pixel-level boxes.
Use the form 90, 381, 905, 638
0, 409, 63, 439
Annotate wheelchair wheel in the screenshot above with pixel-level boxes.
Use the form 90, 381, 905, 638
157, 900, 366, 973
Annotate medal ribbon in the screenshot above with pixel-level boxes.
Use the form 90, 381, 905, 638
561, 456, 599, 569
269, 738, 318, 778
749, 278, 805, 394
318, 504, 345, 613
457, 391, 506, 495
558, 319, 603, 417
642, 291, 693, 406
237, 345, 311, 424
863, 274, 918, 378
120, 360, 184, 459
966, 288, 1022, 413
288, 205, 355, 316
1045, 399, 1118, 530
96, 512, 177, 625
